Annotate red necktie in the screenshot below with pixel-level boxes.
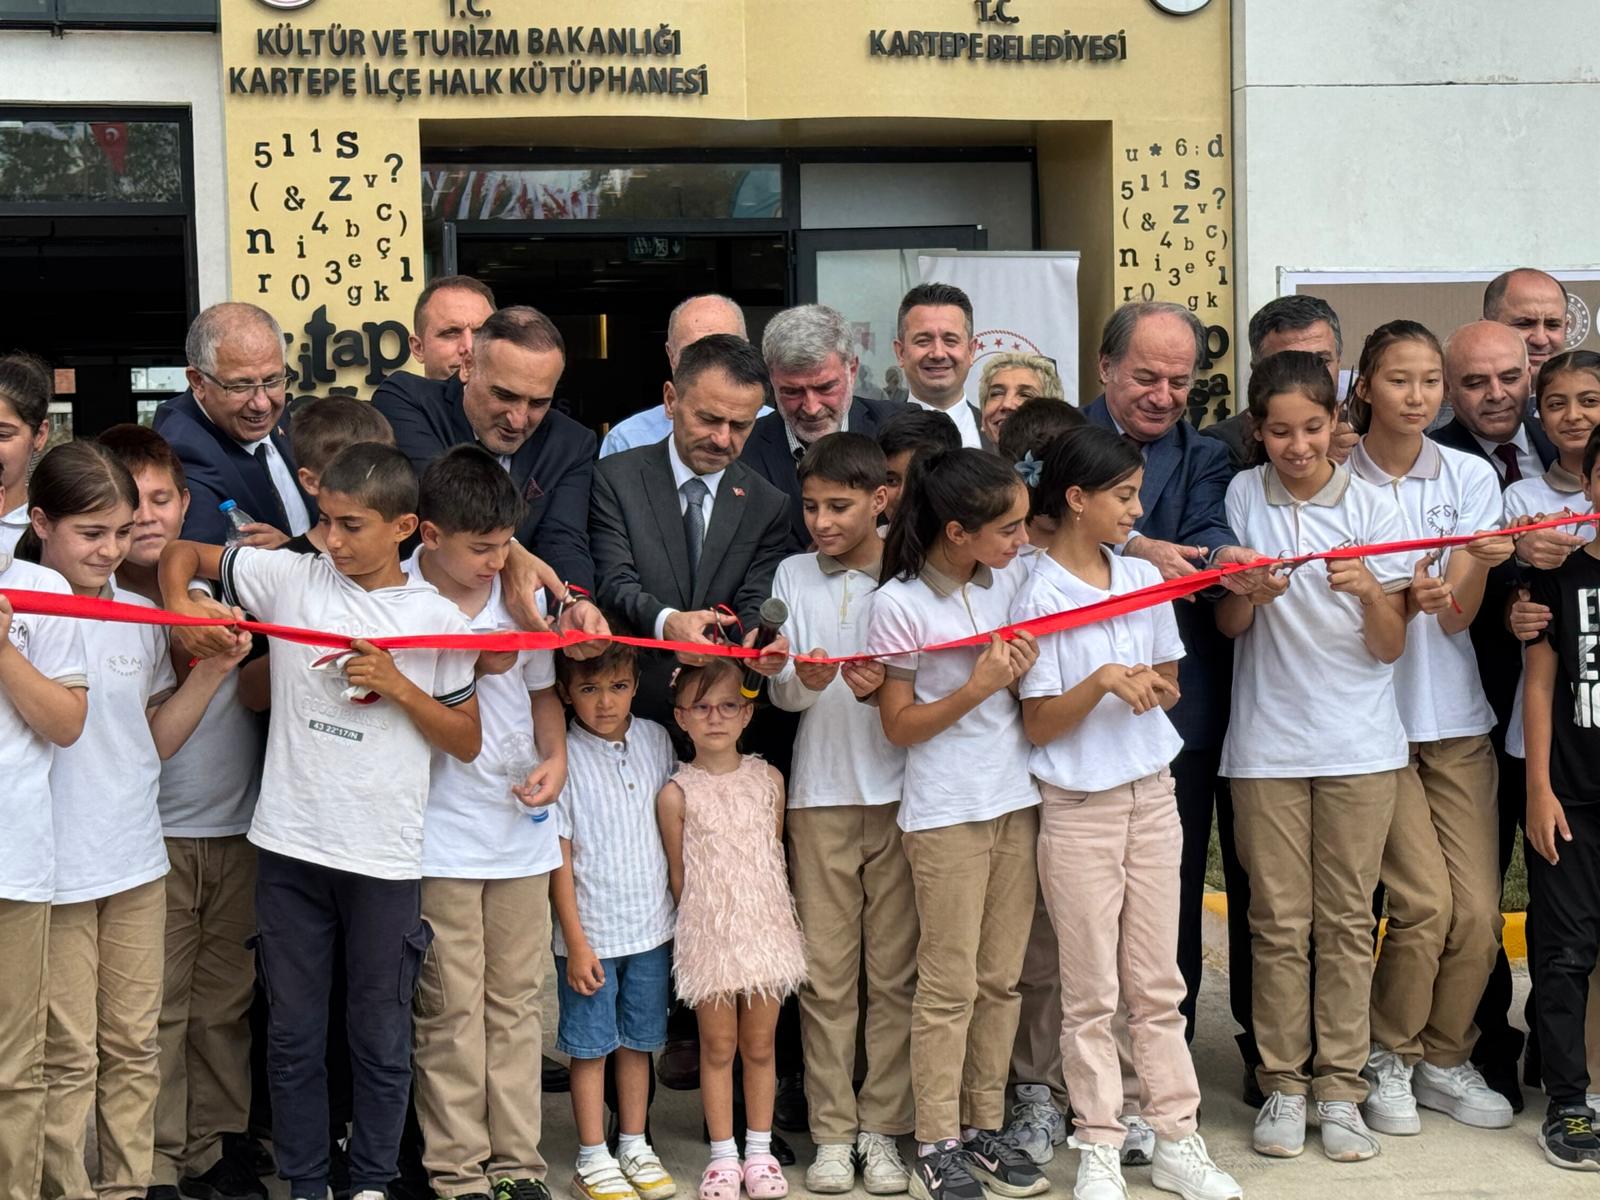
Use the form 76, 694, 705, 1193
1492, 443, 1522, 486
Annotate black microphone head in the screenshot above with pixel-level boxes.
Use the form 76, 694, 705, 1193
758, 597, 789, 628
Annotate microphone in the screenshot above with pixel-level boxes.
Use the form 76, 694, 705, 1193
740, 596, 789, 701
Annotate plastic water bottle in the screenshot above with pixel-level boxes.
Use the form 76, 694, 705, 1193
219, 499, 257, 546
504, 734, 548, 823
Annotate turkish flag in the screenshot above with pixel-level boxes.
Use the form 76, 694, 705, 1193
90, 122, 128, 174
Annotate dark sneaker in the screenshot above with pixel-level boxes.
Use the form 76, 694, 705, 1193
909, 1141, 984, 1200
543, 1055, 572, 1094
1540, 1105, 1600, 1171
493, 1179, 553, 1200
960, 1130, 1049, 1198
179, 1152, 268, 1199
774, 1073, 809, 1132
147, 1187, 181, 1200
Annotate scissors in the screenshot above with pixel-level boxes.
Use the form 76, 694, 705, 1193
1272, 538, 1356, 578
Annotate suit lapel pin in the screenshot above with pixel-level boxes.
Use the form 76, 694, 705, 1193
732, 486, 745, 497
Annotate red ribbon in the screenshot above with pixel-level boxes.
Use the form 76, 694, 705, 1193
5, 512, 1596, 665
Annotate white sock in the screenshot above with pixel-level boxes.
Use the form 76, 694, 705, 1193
578, 1142, 612, 1171
618, 1132, 649, 1159
710, 1137, 739, 1163
920, 1140, 955, 1157
746, 1129, 772, 1158
961, 1128, 982, 1143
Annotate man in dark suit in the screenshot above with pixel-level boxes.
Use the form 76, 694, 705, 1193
154, 302, 315, 546
1084, 301, 1265, 1094
893, 282, 992, 451
1431, 320, 1565, 1109
591, 333, 792, 726
740, 303, 908, 551
374, 305, 607, 639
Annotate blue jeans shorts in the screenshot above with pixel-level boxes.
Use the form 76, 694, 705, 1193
554, 940, 672, 1060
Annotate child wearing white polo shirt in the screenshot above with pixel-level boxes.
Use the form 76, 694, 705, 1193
1013, 426, 1241, 1200
864, 447, 1046, 1200
1342, 322, 1519, 1137
768, 433, 913, 1196
1218, 351, 1413, 1165
0, 461, 88, 1200
22, 441, 248, 1200
160, 442, 481, 1200
550, 640, 678, 1200
404, 446, 568, 1200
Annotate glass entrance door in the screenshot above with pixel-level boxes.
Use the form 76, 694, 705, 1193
796, 225, 986, 401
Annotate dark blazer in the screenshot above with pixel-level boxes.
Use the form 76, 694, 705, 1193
153, 391, 315, 546
1085, 395, 1240, 750
1199, 410, 1253, 473
591, 441, 791, 725
373, 372, 597, 591
1430, 416, 1558, 730
739, 395, 911, 552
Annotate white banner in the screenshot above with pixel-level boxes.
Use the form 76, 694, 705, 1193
917, 251, 1081, 406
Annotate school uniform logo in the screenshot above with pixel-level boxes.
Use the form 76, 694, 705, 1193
105, 653, 144, 677
7, 619, 28, 655
1425, 503, 1460, 539
1576, 588, 1600, 729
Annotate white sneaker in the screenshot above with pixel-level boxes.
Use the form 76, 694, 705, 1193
1360, 1046, 1420, 1135
1151, 1133, 1242, 1200
1315, 1100, 1380, 1162
1119, 1115, 1155, 1166
1413, 1059, 1514, 1129
806, 1144, 856, 1194
351, 1193, 386, 1200
856, 1133, 910, 1195
1251, 1092, 1306, 1158
1003, 1083, 1067, 1166
1587, 1092, 1600, 1114
1071, 1139, 1127, 1200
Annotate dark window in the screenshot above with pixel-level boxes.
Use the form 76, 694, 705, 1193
0, 0, 216, 29
0, 118, 184, 206
422, 164, 784, 223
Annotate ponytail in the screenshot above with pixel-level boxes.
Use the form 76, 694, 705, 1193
880, 448, 1023, 584
14, 440, 138, 563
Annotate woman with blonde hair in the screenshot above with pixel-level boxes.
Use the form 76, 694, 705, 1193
980, 353, 1065, 444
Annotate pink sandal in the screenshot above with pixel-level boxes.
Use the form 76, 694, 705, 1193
700, 1158, 742, 1200
742, 1154, 788, 1199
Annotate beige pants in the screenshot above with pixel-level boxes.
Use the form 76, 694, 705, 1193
1233, 772, 1399, 1102
1370, 737, 1502, 1066
153, 837, 257, 1184
1038, 773, 1200, 1145
0, 899, 50, 1200
414, 873, 550, 1195
903, 806, 1038, 1142
788, 803, 918, 1143
43, 879, 167, 1200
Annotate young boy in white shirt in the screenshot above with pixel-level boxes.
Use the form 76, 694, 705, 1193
405, 445, 568, 1200
551, 639, 679, 1200
98, 424, 268, 1200
160, 442, 482, 1200
769, 433, 914, 1196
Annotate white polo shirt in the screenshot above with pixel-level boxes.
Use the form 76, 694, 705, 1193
769, 551, 906, 808
158, 671, 262, 838
1502, 467, 1594, 759
1014, 550, 1185, 793
552, 718, 678, 960
1349, 438, 1498, 741
1219, 464, 1414, 779
865, 557, 1039, 831
0, 554, 87, 903
50, 585, 175, 903
402, 550, 561, 880
0, 504, 27, 555
220, 546, 478, 880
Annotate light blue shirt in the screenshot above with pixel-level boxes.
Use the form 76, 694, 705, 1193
599, 405, 673, 457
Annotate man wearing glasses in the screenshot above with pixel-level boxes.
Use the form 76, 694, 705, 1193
155, 302, 314, 546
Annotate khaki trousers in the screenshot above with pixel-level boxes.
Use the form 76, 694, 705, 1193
1233, 772, 1399, 1102
153, 837, 257, 1184
787, 803, 918, 1143
1038, 773, 1200, 1145
43, 879, 167, 1200
0, 899, 50, 1200
414, 874, 550, 1196
902, 806, 1038, 1142
1370, 736, 1502, 1066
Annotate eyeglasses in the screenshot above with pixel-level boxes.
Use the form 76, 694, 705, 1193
200, 369, 288, 398
675, 700, 749, 720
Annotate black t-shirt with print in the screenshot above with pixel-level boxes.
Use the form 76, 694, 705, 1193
1530, 548, 1600, 808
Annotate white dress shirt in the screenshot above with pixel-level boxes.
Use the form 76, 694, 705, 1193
909, 392, 981, 448
653, 438, 726, 640
194, 395, 312, 536
1471, 426, 1543, 484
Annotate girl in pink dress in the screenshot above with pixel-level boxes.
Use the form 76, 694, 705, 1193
657, 659, 807, 1200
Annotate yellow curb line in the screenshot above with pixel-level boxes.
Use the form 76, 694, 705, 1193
1201, 893, 1528, 964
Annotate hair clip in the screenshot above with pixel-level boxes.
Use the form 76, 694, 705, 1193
1014, 451, 1043, 488
668, 666, 683, 689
